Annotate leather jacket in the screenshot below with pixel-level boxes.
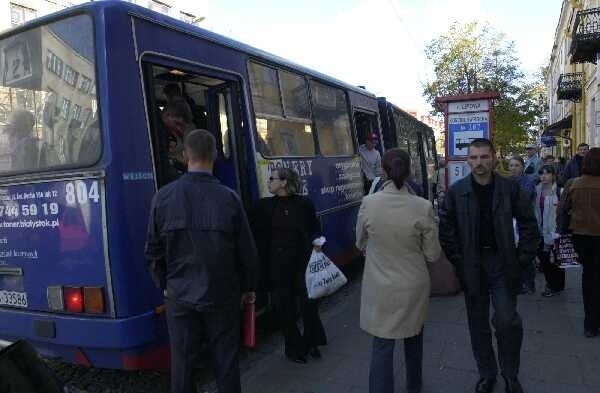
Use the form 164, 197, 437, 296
439, 174, 540, 295
145, 172, 259, 310
558, 175, 600, 236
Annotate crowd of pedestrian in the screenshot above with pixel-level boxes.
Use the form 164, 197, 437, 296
143, 128, 598, 393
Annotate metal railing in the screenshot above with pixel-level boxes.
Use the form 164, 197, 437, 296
557, 73, 583, 102
571, 8, 600, 63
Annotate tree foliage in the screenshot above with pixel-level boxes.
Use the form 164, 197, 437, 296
424, 21, 547, 157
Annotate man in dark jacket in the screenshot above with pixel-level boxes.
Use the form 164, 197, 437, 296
558, 143, 589, 186
145, 129, 258, 393
439, 139, 540, 393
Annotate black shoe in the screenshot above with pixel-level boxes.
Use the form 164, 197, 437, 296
504, 377, 524, 393
309, 347, 321, 359
287, 355, 307, 364
475, 377, 496, 393
541, 288, 555, 297
584, 329, 598, 338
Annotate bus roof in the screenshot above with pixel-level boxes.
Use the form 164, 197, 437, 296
6, 0, 376, 99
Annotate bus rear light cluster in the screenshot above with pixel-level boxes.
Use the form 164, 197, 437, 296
47, 286, 105, 314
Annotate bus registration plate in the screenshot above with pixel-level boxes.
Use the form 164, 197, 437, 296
0, 290, 28, 308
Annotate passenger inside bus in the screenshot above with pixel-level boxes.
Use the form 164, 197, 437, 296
147, 66, 234, 186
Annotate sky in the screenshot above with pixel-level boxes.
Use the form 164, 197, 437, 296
183, 0, 564, 114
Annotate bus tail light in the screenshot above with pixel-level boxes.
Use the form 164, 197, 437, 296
83, 287, 105, 314
47, 286, 106, 314
63, 287, 84, 313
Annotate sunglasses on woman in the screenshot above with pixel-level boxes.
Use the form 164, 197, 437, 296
268, 176, 285, 182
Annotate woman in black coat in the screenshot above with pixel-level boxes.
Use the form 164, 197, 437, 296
251, 168, 327, 363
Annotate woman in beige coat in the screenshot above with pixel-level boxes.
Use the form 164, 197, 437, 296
356, 148, 441, 393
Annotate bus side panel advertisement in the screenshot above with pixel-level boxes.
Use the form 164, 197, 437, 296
0, 178, 107, 313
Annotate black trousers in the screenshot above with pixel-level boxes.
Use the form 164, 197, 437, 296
464, 251, 523, 379
539, 247, 565, 292
166, 300, 241, 393
272, 266, 326, 358
573, 234, 600, 332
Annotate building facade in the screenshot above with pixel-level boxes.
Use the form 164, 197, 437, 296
547, 0, 600, 159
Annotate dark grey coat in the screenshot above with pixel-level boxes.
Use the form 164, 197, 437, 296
438, 174, 540, 295
145, 172, 259, 310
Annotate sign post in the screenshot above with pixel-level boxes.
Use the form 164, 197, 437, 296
435, 92, 500, 190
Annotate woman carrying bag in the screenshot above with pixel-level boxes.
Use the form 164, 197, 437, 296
356, 148, 441, 393
558, 147, 600, 337
534, 164, 565, 297
251, 168, 326, 363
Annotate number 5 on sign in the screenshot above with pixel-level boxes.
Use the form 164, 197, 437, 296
448, 161, 471, 187
65, 181, 100, 205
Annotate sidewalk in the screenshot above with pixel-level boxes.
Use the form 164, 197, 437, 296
214, 268, 600, 393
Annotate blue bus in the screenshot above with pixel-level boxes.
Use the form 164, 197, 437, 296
0, 1, 389, 370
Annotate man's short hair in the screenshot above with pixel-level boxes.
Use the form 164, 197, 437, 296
468, 138, 496, 154
184, 129, 217, 162
578, 143, 590, 149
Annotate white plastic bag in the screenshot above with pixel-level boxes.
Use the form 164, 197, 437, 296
305, 249, 347, 299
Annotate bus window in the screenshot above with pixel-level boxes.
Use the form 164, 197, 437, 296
280, 70, 310, 119
218, 92, 232, 159
0, 14, 101, 174
142, 64, 234, 186
391, 110, 410, 152
248, 62, 282, 117
248, 62, 314, 157
310, 81, 353, 156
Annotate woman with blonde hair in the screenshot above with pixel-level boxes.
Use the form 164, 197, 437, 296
356, 148, 441, 393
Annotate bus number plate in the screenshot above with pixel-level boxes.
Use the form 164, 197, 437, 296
0, 290, 28, 308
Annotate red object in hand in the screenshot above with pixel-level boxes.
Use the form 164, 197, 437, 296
242, 302, 256, 348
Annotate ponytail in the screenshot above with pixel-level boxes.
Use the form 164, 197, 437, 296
382, 149, 411, 190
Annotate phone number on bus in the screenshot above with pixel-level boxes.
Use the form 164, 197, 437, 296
0, 181, 101, 218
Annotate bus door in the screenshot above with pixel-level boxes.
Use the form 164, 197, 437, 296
354, 110, 380, 151
142, 60, 248, 202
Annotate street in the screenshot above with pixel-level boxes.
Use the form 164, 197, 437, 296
187, 267, 599, 393
41, 262, 600, 393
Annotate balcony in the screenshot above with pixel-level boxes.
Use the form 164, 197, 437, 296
557, 73, 583, 102
571, 8, 600, 64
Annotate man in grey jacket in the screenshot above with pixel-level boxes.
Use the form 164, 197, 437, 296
145, 129, 259, 393
439, 139, 540, 393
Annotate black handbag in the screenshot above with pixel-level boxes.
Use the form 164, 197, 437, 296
0, 340, 63, 393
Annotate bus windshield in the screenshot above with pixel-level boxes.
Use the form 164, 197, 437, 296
0, 14, 100, 175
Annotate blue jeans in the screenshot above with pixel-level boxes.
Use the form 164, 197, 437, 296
369, 331, 423, 393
